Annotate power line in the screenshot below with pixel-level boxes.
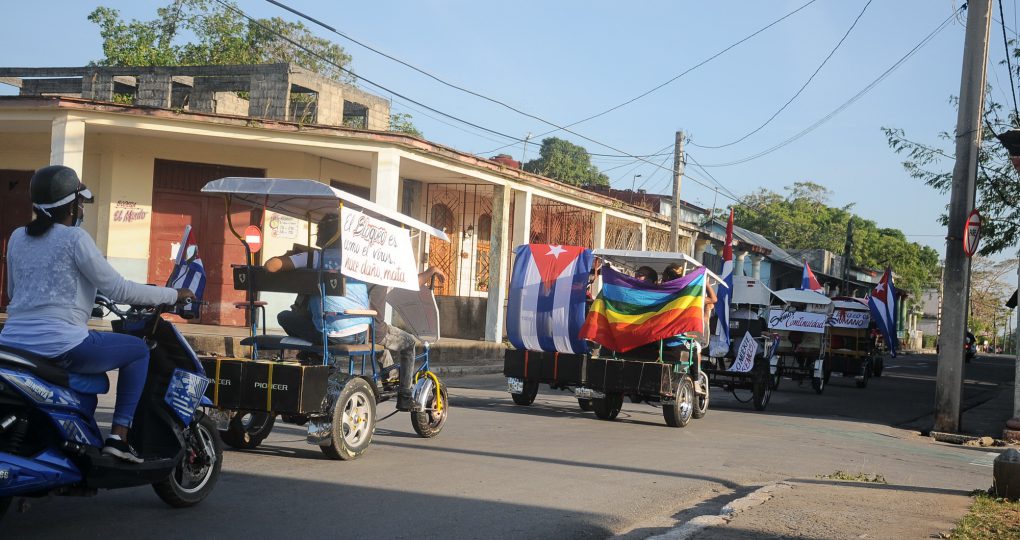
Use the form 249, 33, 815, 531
265, 0, 820, 166
699, 6, 962, 168
998, 0, 1020, 121
214, 0, 528, 146
236, 0, 744, 206
691, 0, 873, 149
475, 0, 823, 156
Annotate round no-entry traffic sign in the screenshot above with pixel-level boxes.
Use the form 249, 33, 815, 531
244, 225, 263, 253
963, 209, 981, 257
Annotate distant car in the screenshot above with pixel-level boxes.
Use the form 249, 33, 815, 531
965, 332, 977, 363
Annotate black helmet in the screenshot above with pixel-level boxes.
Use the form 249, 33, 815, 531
30, 165, 93, 212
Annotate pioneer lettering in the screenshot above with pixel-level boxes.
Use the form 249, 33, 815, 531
254, 382, 289, 391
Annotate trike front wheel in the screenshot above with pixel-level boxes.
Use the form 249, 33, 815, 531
411, 381, 449, 438
320, 378, 376, 461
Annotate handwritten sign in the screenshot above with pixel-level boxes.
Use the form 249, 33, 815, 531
113, 200, 148, 223
828, 309, 869, 329
728, 333, 758, 373
767, 309, 827, 334
339, 207, 418, 290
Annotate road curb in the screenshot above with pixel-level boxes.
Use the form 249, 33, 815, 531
645, 482, 794, 540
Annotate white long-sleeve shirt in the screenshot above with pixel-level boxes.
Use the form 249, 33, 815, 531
0, 224, 178, 357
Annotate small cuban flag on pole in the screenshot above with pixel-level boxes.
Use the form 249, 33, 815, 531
709, 209, 735, 358
868, 268, 898, 357
168, 225, 206, 319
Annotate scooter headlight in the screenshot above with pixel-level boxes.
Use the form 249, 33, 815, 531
0, 368, 80, 408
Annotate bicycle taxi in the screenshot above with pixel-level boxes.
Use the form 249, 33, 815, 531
702, 276, 781, 411
768, 287, 833, 394
503, 246, 724, 428
826, 296, 879, 388
197, 177, 450, 460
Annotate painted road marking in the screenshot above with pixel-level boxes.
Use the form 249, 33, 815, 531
969, 452, 999, 468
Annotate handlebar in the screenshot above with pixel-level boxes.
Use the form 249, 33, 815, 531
93, 294, 204, 320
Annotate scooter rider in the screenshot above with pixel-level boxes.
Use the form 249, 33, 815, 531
0, 165, 194, 463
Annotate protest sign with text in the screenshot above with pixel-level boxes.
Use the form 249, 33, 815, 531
339, 207, 419, 290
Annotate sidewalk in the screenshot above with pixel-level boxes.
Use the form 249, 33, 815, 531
684, 480, 972, 540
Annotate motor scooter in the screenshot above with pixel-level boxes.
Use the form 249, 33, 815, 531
0, 296, 222, 520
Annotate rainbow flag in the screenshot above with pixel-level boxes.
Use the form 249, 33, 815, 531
579, 266, 706, 353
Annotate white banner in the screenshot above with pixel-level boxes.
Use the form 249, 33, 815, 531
767, 309, 828, 334
728, 333, 758, 373
828, 309, 869, 329
339, 207, 419, 290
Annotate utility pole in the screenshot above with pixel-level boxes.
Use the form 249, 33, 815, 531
669, 130, 685, 252
935, 0, 993, 433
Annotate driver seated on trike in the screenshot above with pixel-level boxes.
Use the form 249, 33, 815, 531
263, 213, 371, 348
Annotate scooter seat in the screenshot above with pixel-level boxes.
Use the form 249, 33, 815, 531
68, 373, 110, 394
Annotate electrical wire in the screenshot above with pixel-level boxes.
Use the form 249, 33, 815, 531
214, 0, 529, 146
474, 0, 824, 156
998, 0, 1020, 121
690, 0, 873, 149
265, 0, 820, 168
698, 6, 962, 168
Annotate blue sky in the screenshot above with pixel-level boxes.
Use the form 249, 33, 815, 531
0, 0, 1010, 258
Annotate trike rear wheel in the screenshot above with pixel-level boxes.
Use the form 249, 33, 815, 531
320, 378, 376, 461
592, 392, 623, 420
664, 375, 695, 427
692, 371, 709, 419
220, 411, 275, 450
511, 380, 540, 406
411, 382, 449, 438
752, 365, 772, 411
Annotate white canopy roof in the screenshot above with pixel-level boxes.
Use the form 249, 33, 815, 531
771, 287, 832, 306
832, 298, 869, 311
201, 177, 450, 241
591, 249, 727, 286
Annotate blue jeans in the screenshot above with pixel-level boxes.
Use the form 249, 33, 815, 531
56, 331, 149, 428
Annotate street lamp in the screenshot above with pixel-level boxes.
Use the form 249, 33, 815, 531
631, 174, 642, 192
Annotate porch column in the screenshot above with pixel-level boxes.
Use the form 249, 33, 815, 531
693, 238, 710, 264
751, 254, 764, 280
50, 114, 85, 175
640, 222, 647, 251
511, 190, 532, 248
370, 148, 401, 210
594, 210, 607, 249
485, 185, 513, 342
735, 251, 749, 277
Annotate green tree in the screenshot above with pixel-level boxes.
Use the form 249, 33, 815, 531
89, 1, 421, 136
732, 184, 940, 297
88, 1, 353, 82
883, 97, 1019, 257
523, 137, 609, 187
388, 112, 423, 138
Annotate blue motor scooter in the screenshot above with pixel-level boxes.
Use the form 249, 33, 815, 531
0, 296, 222, 520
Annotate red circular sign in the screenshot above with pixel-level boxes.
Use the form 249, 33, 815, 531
244, 225, 263, 253
963, 209, 981, 257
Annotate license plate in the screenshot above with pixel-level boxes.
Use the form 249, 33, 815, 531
507, 377, 524, 394
575, 387, 604, 399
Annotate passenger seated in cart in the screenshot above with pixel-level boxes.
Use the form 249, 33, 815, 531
368, 266, 445, 410
264, 213, 371, 346
661, 263, 717, 359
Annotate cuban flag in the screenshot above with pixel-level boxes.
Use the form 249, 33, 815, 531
800, 261, 823, 292
168, 225, 206, 317
506, 244, 593, 354
868, 268, 898, 357
709, 209, 735, 358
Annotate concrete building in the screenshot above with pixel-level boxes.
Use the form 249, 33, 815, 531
0, 64, 701, 342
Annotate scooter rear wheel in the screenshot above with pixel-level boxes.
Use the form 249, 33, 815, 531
153, 413, 223, 508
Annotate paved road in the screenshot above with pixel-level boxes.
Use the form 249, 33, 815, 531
3, 353, 1011, 539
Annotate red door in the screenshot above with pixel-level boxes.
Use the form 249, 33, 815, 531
0, 170, 34, 310
149, 160, 264, 326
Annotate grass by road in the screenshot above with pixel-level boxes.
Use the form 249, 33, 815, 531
950, 491, 1020, 539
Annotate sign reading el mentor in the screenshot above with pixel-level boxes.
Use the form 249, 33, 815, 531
963, 209, 982, 257
339, 207, 419, 290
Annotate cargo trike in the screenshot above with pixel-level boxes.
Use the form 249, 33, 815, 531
197, 177, 450, 460
504, 246, 724, 428
769, 288, 833, 394
826, 297, 878, 388
702, 276, 780, 411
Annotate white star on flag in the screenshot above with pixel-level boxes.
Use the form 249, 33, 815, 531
546, 245, 567, 258
875, 282, 884, 292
